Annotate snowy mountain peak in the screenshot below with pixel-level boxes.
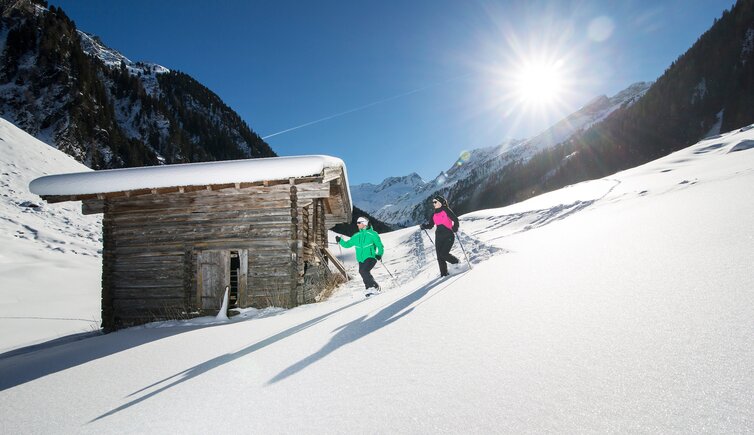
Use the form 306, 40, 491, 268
77, 32, 131, 67
1, 0, 41, 16
611, 81, 652, 103
77, 31, 169, 97
352, 82, 652, 226
374, 172, 425, 192
78, 31, 169, 74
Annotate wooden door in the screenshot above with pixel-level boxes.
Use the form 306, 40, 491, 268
197, 250, 230, 311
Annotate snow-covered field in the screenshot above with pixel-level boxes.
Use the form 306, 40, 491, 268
0, 118, 102, 353
1, 118, 753, 432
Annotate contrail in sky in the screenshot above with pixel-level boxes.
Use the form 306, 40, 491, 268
261, 75, 468, 140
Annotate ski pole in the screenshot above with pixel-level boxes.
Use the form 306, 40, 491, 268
379, 258, 398, 287
379, 259, 395, 279
422, 228, 435, 246
421, 228, 438, 266
456, 232, 472, 270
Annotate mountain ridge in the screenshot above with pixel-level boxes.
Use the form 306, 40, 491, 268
353, 82, 651, 227
0, 0, 275, 170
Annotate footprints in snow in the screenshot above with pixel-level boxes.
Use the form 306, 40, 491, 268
411, 229, 502, 273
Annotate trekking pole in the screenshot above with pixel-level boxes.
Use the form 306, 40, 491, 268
422, 228, 435, 246
421, 228, 438, 266
379, 258, 398, 287
456, 232, 472, 270
379, 259, 395, 279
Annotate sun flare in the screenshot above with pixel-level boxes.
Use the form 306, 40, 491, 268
488, 46, 580, 126
513, 59, 565, 107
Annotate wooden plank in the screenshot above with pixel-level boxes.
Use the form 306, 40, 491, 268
42, 193, 98, 203
113, 281, 184, 290
112, 258, 184, 269
109, 197, 294, 215
102, 210, 115, 331
40, 174, 334, 206
110, 207, 294, 223
239, 249, 249, 307
112, 287, 185, 299
323, 248, 350, 280
111, 215, 295, 230
112, 226, 294, 243
248, 268, 297, 277
82, 199, 105, 215
112, 297, 186, 311
322, 167, 342, 183
112, 238, 298, 253
112, 271, 184, 282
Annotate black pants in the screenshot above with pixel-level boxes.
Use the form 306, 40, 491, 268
435, 229, 459, 276
358, 257, 379, 289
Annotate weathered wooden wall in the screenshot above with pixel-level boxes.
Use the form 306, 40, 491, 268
68, 173, 351, 331
97, 183, 311, 329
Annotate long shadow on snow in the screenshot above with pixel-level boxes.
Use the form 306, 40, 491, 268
268, 274, 461, 384
0, 324, 212, 391
90, 300, 363, 423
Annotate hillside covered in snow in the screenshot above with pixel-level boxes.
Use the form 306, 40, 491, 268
0, 117, 102, 353
1, 117, 752, 432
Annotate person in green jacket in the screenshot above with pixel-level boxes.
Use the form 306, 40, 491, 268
335, 216, 384, 291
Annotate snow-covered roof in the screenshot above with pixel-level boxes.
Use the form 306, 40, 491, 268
29, 155, 348, 197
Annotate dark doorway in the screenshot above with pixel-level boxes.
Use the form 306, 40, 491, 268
230, 251, 240, 307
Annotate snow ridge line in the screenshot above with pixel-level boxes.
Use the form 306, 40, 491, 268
467, 179, 622, 241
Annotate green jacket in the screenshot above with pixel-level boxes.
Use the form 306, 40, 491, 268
339, 227, 384, 262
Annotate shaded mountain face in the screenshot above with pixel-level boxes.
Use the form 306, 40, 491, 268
0, 0, 275, 170
353, 82, 651, 227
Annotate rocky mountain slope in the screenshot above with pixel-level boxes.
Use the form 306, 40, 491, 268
0, 0, 275, 170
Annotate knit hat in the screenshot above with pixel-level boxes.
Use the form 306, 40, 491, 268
356, 216, 369, 225
432, 195, 448, 207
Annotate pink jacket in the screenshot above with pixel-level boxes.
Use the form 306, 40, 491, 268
433, 209, 455, 231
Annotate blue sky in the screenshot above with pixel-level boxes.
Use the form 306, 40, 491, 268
52, 0, 734, 185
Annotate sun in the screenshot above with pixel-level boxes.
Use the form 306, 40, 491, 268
511, 58, 567, 110
471, 27, 586, 135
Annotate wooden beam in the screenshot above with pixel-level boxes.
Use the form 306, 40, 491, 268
39, 172, 342, 206
323, 248, 349, 281
82, 199, 105, 215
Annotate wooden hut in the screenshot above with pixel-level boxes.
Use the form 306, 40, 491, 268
30, 155, 352, 331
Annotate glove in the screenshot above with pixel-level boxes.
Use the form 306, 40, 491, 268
420, 223, 431, 230
452, 225, 459, 233
375, 254, 382, 261
335, 236, 341, 243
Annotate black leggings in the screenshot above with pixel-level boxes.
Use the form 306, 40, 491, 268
358, 257, 379, 289
435, 230, 459, 276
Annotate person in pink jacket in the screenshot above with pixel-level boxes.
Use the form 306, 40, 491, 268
420, 195, 460, 277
